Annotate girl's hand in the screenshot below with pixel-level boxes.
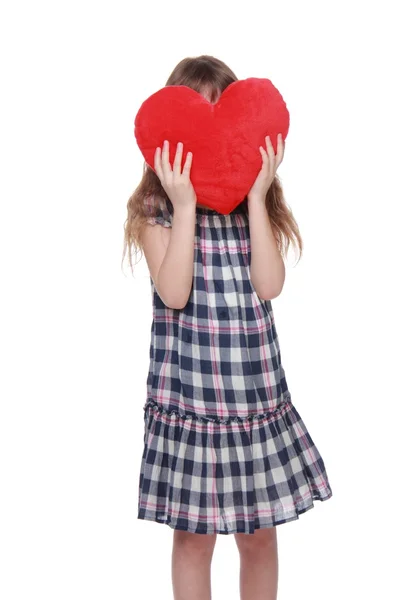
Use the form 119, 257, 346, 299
154, 140, 197, 210
247, 133, 285, 203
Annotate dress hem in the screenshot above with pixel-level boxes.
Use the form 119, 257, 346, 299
137, 489, 333, 535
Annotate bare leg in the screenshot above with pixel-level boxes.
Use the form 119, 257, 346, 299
235, 527, 279, 600
171, 530, 217, 600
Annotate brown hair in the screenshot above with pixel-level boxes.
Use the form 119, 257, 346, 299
122, 55, 303, 274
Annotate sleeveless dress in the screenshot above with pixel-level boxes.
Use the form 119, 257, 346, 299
138, 194, 333, 535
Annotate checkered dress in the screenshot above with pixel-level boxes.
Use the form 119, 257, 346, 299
138, 194, 333, 535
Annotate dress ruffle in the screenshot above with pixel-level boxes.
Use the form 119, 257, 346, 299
138, 394, 333, 535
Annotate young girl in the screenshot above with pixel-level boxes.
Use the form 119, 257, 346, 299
123, 55, 333, 600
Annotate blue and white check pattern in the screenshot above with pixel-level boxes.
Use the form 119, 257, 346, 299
138, 196, 333, 534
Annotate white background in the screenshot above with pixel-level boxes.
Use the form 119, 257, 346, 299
1, 1, 399, 598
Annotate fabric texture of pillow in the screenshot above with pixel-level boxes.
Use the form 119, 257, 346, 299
134, 78, 290, 215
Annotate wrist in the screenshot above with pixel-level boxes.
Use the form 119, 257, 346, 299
173, 200, 197, 218
247, 193, 267, 208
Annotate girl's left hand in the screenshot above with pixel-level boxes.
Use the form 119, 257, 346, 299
247, 133, 285, 202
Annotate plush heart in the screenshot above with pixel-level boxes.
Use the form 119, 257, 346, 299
134, 78, 290, 214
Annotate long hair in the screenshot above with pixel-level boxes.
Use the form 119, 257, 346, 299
122, 55, 303, 274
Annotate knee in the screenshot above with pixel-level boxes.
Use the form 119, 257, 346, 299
235, 527, 277, 559
173, 530, 217, 561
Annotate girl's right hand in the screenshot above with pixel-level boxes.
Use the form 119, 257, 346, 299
154, 140, 197, 210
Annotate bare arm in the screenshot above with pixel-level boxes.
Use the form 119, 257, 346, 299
142, 203, 196, 309
248, 197, 285, 300
142, 140, 198, 309
247, 134, 286, 300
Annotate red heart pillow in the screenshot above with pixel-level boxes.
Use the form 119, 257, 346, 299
134, 78, 290, 214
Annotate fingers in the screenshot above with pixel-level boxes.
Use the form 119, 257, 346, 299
182, 150, 193, 177
154, 141, 170, 182
173, 142, 183, 175
154, 139, 194, 195
259, 137, 273, 176
276, 133, 285, 166
265, 135, 275, 161
161, 139, 170, 174
155, 140, 190, 177
259, 144, 271, 174
259, 145, 268, 165
154, 146, 162, 180
261, 134, 285, 172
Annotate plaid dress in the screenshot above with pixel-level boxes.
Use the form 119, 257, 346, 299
138, 195, 333, 535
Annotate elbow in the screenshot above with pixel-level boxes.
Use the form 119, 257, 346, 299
251, 264, 285, 301
156, 282, 192, 310
159, 292, 189, 310
166, 298, 189, 310
252, 277, 285, 301
256, 285, 283, 301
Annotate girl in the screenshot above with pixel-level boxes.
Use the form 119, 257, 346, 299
123, 55, 333, 600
